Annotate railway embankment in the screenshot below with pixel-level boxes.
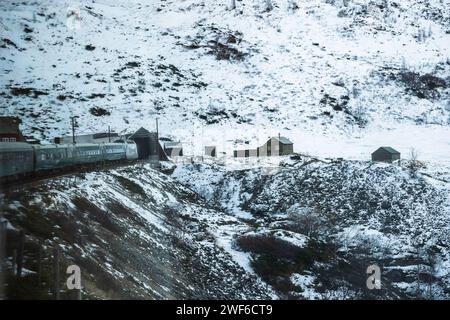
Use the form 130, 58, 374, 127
0, 163, 273, 299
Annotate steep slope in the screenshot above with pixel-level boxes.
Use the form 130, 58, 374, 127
0, 0, 449, 162
1, 164, 274, 299
172, 156, 450, 299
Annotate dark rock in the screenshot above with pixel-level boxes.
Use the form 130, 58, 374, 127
126, 61, 140, 68
398, 71, 447, 99
10, 87, 48, 98
89, 107, 110, 117
1, 38, 18, 49
87, 93, 106, 99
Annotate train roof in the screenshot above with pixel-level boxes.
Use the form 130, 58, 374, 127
50, 142, 124, 148
34, 143, 74, 149
114, 139, 136, 144
103, 142, 126, 145
74, 143, 102, 147
0, 142, 129, 151
0, 142, 34, 151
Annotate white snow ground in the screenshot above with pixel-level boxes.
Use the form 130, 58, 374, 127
0, 0, 448, 166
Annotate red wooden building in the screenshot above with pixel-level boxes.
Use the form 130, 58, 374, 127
0, 117, 25, 142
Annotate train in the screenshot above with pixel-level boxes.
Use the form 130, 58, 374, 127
0, 140, 139, 182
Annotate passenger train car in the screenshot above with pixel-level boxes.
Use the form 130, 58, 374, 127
0, 142, 35, 178
0, 140, 138, 181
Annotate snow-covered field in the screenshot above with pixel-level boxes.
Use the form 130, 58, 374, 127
0, 0, 448, 165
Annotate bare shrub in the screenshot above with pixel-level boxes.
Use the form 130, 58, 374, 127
264, 0, 273, 12
236, 234, 303, 259
406, 148, 425, 174
286, 205, 322, 237
353, 104, 368, 127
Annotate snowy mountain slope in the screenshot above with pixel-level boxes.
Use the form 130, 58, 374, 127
0, 0, 449, 163
172, 156, 450, 299
1, 164, 275, 299
2, 152, 448, 299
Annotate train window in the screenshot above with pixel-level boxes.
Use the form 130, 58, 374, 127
106, 146, 124, 153
6, 152, 19, 160
78, 149, 100, 156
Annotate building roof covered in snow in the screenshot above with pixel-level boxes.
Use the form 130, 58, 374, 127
375, 146, 400, 154
273, 136, 293, 145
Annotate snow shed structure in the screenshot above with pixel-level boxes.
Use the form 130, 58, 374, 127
205, 146, 216, 157
129, 127, 168, 161
371, 147, 400, 163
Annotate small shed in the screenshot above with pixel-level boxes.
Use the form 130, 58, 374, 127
233, 148, 258, 158
0, 117, 25, 142
233, 150, 244, 158
371, 147, 400, 163
205, 146, 216, 157
164, 141, 183, 157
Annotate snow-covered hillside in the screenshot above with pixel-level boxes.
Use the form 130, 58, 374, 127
3, 155, 448, 299
173, 156, 450, 299
1, 164, 274, 299
0, 0, 449, 162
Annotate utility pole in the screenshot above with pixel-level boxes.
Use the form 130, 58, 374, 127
278, 132, 281, 156
0, 218, 7, 300
16, 230, 24, 277
70, 116, 79, 144
37, 240, 42, 287
108, 126, 111, 143
155, 118, 159, 159
53, 245, 60, 300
